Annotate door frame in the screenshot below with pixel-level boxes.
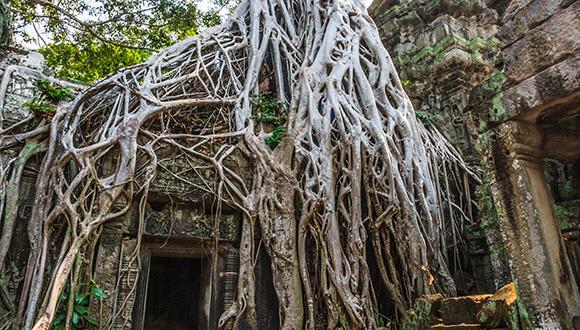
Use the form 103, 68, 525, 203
131, 238, 229, 330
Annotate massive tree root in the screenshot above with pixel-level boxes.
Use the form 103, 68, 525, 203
0, 0, 477, 329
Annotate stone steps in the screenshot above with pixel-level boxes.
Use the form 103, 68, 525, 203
407, 283, 519, 329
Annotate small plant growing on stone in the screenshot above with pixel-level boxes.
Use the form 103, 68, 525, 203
53, 281, 107, 330
265, 125, 286, 148
22, 98, 57, 113
415, 111, 443, 127
22, 80, 76, 115
251, 94, 287, 148
36, 79, 76, 102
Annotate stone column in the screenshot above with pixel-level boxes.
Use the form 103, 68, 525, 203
90, 227, 123, 326
482, 120, 580, 329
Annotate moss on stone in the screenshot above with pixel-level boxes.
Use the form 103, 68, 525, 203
467, 37, 500, 51
514, 282, 533, 329
491, 93, 506, 118
476, 175, 501, 230
402, 296, 440, 330
553, 202, 580, 230
483, 71, 506, 93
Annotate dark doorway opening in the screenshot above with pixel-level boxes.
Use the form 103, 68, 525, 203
144, 256, 202, 330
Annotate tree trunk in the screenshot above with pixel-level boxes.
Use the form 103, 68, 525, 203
0, 0, 10, 46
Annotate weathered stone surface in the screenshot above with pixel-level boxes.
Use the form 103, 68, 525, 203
0, 50, 42, 123
498, 0, 575, 45
139, 203, 240, 241
501, 1, 579, 85
149, 149, 250, 205
501, 53, 579, 121
480, 121, 580, 329
90, 229, 123, 325
440, 294, 492, 325
477, 282, 519, 328
403, 294, 445, 329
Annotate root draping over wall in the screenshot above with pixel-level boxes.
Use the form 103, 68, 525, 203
0, 0, 477, 329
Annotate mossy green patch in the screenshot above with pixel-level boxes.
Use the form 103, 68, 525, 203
476, 175, 501, 230
491, 93, 506, 118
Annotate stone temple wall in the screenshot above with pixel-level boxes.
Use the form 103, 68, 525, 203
370, 0, 580, 328
0, 48, 253, 328
369, 0, 509, 296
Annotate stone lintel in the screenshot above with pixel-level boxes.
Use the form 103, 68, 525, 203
506, 121, 545, 168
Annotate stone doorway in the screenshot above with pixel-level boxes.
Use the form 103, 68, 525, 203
143, 256, 207, 329
131, 242, 214, 330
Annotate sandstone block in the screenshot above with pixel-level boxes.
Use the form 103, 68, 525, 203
440, 294, 492, 325
502, 1, 579, 85
477, 282, 519, 329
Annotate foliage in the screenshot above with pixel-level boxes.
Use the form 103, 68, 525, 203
251, 94, 287, 148
251, 94, 286, 126
415, 110, 442, 127
22, 80, 75, 114
36, 79, 75, 101
11, 0, 229, 82
559, 179, 576, 198
265, 125, 286, 148
53, 281, 107, 330
39, 41, 151, 83
0, 0, 10, 45
553, 202, 580, 231
22, 98, 57, 113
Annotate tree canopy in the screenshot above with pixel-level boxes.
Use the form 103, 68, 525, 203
8, 0, 235, 82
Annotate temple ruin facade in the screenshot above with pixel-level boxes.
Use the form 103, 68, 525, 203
0, 0, 578, 329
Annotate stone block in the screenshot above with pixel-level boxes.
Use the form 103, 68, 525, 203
498, 0, 574, 45
477, 282, 519, 329
440, 295, 492, 325
500, 53, 579, 120
403, 294, 445, 329
501, 1, 579, 85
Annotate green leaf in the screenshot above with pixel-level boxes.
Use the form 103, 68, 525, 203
85, 315, 99, 325
53, 313, 66, 325
75, 292, 89, 305
74, 305, 90, 315
92, 286, 107, 299
72, 311, 80, 325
